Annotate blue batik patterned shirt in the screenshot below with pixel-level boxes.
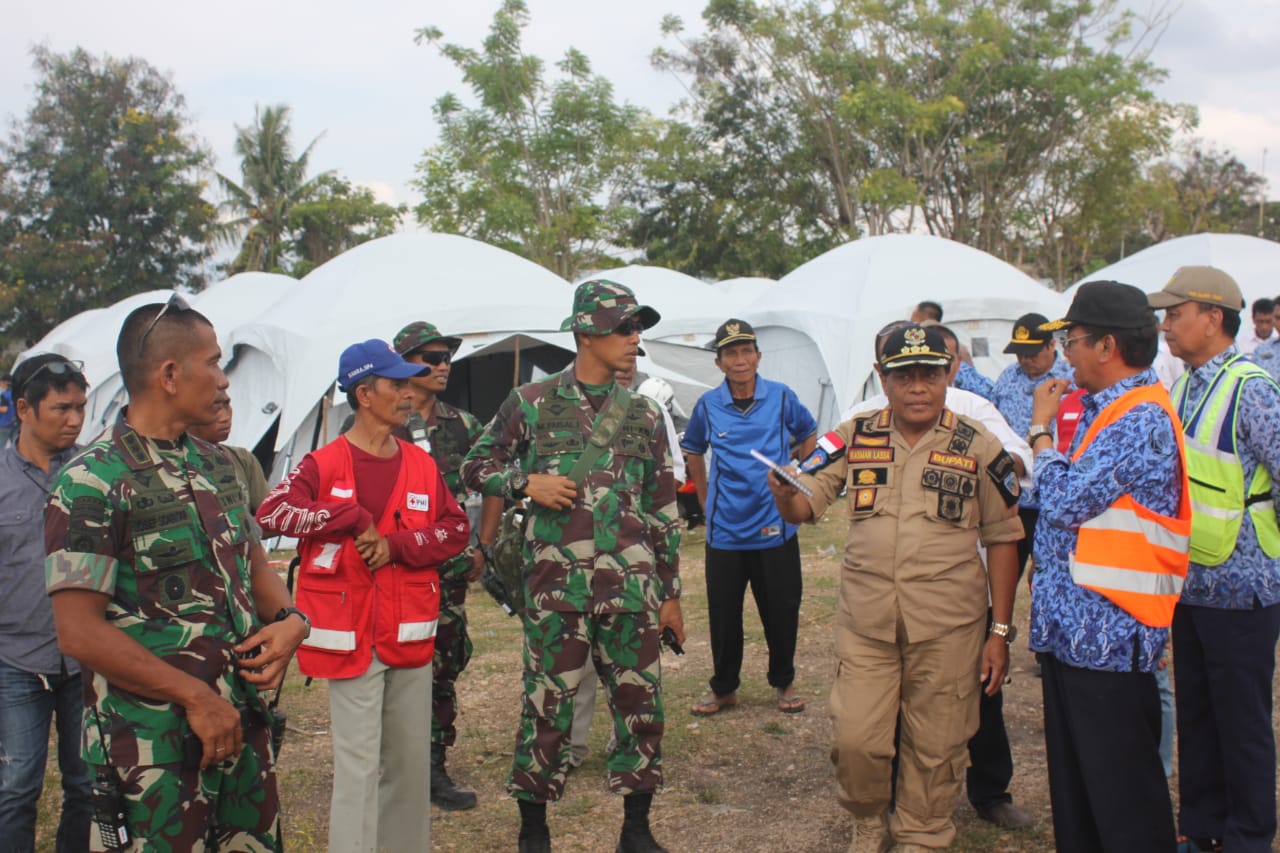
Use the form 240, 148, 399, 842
1250, 336, 1280, 382
954, 362, 995, 401
992, 355, 1075, 509
1029, 368, 1183, 672
1175, 345, 1280, 610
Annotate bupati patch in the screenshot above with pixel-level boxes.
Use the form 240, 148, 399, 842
847, 447, 894, 463
853, 488, 877, 510
852, 467, 888, 486
928, 450, 977, 473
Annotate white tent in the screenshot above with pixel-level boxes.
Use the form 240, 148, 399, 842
226, 233, 575, 478
1070, 234, 1280, 308
737, 234, 1067, 430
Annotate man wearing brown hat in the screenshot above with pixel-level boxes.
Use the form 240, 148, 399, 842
1148, 267, 1280, 853
768, 324, 1023, 853
682, 318, 817, 717
1028, 281, 1188, 852
393, 320, 491, 811
462, 280, 684, 853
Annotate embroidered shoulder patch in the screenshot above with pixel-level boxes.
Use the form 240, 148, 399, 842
986, 450, 1021, 507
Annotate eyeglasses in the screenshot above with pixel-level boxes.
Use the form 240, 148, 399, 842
1055, 332, 1094, 351
14, 359, 85, 399
411, 350, 452, 366
137, 292, 192, 356
612, 319, 644, 337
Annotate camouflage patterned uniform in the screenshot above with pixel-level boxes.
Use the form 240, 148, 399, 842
44, 420, 278, 852
462, 361, 681, 803
416, 400, 483, 747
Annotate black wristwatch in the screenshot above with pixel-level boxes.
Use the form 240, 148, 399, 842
509, 471, 529, 501
275, 607, 311, 639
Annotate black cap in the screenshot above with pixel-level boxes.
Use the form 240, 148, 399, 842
1041, 281, 1155, 333
879, 324, 953, 370
1003, 313, 1052, 355
709, 318, 757, 351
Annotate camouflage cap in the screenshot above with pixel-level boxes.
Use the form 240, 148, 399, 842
393, 321, 463, 355
560, 279, 660, 335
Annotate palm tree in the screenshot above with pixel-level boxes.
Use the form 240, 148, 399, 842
216, 104, 331, 274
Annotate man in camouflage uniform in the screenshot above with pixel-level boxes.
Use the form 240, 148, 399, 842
393, 320, 493, 811
44, 298, 308, 852
462, 280, 684, 853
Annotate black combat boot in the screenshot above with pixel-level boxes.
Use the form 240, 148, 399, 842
518, 800, 551, 853
616, 793, 668, 853
430, 744, 478, 811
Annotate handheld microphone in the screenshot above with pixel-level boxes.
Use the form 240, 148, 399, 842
798, 431, 847, 474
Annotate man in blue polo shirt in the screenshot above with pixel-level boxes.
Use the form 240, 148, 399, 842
682, 319, 817, 716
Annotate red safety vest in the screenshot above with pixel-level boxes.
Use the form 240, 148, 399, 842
294, 436, 441, 679
1069, 383, 1191, 627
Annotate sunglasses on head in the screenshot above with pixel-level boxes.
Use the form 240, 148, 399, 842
612, 319, 644, 336
137, 292, 192, 356
15, 359, 85, 399
411, 350, 452, 366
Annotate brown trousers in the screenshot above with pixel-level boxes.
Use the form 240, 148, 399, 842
830, 617, 985, 849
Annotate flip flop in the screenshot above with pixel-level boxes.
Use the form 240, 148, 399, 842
690, 692, 737, 716
776, 688, 805, 714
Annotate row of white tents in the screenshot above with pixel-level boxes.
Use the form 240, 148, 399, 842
17, 231, 1280, 483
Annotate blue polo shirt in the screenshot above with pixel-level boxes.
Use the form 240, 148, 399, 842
681, 376, 817, 550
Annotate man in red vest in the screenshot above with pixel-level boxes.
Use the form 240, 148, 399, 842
1029, 282, 1190, 852
257, 339, 470, 852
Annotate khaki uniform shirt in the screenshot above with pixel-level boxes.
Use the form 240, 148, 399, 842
801, 407, 1023, 645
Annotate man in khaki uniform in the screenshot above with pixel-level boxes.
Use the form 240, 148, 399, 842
769, 324, 1023, 852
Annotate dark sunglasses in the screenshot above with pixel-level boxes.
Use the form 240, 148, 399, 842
612, 319, 644, 337
411, 350, 452, 366
137, 292, 192, 356
15, 359, 85, 399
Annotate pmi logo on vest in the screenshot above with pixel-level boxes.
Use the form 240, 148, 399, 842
406, 493, 430, 512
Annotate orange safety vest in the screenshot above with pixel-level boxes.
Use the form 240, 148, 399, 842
294, 436, 442, 679
1068, 383, 1191, 628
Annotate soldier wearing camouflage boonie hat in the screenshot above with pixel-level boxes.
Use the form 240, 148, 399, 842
464, 279, 681, 853
560, 279, 661, 335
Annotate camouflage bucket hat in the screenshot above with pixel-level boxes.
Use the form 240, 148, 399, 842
560, 279, 661, 335
393, 321, 463, 355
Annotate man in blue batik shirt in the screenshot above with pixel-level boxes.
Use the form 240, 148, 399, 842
1250, 324, 1280, 382
991, 313, 1075, 573
1149, 267, 1280, 853
1028, 282, 1186, 853
682, 319, 817, 717
954, 361, 995, 401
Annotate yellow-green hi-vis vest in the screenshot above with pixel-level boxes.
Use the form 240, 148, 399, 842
1170, 355, 1280, 566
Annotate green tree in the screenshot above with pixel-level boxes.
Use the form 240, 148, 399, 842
651, 0, 1186, 280
0, 46, 215, 349
414, 0, 656, 279
287, 174, 405, 277
216, 104, 329, 275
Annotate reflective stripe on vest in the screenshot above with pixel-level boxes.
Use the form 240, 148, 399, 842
1069, 383, 1191, 628
397, 619, 439, 643
302, 627, 358, 653
1170, 357, 1280, 565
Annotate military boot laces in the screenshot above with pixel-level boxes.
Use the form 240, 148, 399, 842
430, 745, 478, 811
616, 793, 668, 853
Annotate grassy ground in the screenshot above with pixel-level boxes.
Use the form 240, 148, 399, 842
35, 510, 1280, 851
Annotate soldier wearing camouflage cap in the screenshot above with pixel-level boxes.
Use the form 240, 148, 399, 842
44, 295, 308, 851
393, 319, 493, 812
463, 279, 683, 853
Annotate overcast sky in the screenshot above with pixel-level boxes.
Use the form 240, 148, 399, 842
3, 0, 1278, 216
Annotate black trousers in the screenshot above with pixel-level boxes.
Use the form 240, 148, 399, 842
1038, 653, 1175, 853
704, 536, 802, 696
967, 611, 1013, 808
1173, 600, 1280, 852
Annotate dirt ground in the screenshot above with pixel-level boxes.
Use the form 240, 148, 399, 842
37, 513, 1280, 852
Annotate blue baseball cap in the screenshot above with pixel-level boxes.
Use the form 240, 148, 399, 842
337, 339, 430, 391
